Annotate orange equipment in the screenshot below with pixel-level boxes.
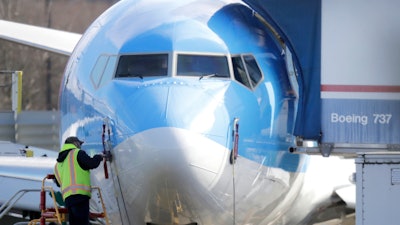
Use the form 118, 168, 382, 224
29, 174, 110, 225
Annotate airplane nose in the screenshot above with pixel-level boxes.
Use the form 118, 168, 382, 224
114, 81, 232, 190
113, 125, 231, 225
110, 82, 233, 224
125, 127, 230, 188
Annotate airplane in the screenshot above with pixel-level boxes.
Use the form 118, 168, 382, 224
0, 0, 356, 224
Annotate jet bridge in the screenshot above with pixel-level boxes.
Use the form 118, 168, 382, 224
291, 0, 400, 157
266, 1, 400, 225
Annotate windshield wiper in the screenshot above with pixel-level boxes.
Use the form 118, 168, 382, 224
199, 73, 228, 80
199, 73, 217, 80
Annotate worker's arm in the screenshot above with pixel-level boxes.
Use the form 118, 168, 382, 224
77, 150, 103, 170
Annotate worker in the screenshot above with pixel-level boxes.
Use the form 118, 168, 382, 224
54, 136, 104, 225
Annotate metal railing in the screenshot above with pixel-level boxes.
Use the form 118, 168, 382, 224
0, 189, 41, 219
0, 111, 59, 150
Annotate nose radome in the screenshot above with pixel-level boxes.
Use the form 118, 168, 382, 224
117, 82, 232, 189
128, 127, 230, 190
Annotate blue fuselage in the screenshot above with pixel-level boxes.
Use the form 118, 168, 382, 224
59, 0, 306, 224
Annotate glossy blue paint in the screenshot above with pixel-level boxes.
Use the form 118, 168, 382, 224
60, 0, 303, 173
245, 0, 321, 139
0, 1, 357, 224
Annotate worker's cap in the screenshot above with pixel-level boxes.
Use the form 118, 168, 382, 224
65, 136, 84, 145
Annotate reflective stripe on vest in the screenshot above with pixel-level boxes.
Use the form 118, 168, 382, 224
62, 184, 92, 194
54, 164, 61, 185
55, 148, 91, 200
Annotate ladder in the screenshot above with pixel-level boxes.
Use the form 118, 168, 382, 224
28, 174, 110, 225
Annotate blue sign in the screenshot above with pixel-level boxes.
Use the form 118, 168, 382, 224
321, 99, 400, 144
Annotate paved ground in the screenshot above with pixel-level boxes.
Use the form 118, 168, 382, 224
0, 215, 29, 225
313, 213, 355, 225
2, 214, 355, 225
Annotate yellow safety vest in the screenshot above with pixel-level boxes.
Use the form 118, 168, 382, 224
54, 143, 91, 200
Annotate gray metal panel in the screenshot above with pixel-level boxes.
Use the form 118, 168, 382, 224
0, 112, 15, 142
0, 111, 59, 150
15, 111, 60, 151
356, 153, 400, 225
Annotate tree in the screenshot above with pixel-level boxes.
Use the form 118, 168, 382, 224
0, 0, 116, 110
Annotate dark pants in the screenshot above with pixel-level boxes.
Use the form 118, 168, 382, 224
66, 195, 90, 225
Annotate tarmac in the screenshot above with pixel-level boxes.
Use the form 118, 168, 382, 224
0, 215, 29, 225
313, 213, 355, 225
1, 214, 355, 225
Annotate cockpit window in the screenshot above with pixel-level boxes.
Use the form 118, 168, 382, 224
91, 55, 117, 89
232, 54, 263, 89
232, 56, 251, 88
243, 55, 262, 87
177, 54, 229, 78
115, 54, 168, 78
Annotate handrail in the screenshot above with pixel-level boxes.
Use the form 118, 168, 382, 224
29, 174, 110, 225
0, 189, 41, 219
91, 186, 110, 225
0, 175, 110, 225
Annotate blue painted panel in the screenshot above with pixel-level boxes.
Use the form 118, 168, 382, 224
321, 99, 400, 144
245, 0, 321, 140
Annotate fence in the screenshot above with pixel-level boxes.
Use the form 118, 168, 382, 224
0, 71, 59, 150
0, 111, 59, 151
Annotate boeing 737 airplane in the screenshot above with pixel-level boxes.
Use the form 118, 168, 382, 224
0, 0, 355, 224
